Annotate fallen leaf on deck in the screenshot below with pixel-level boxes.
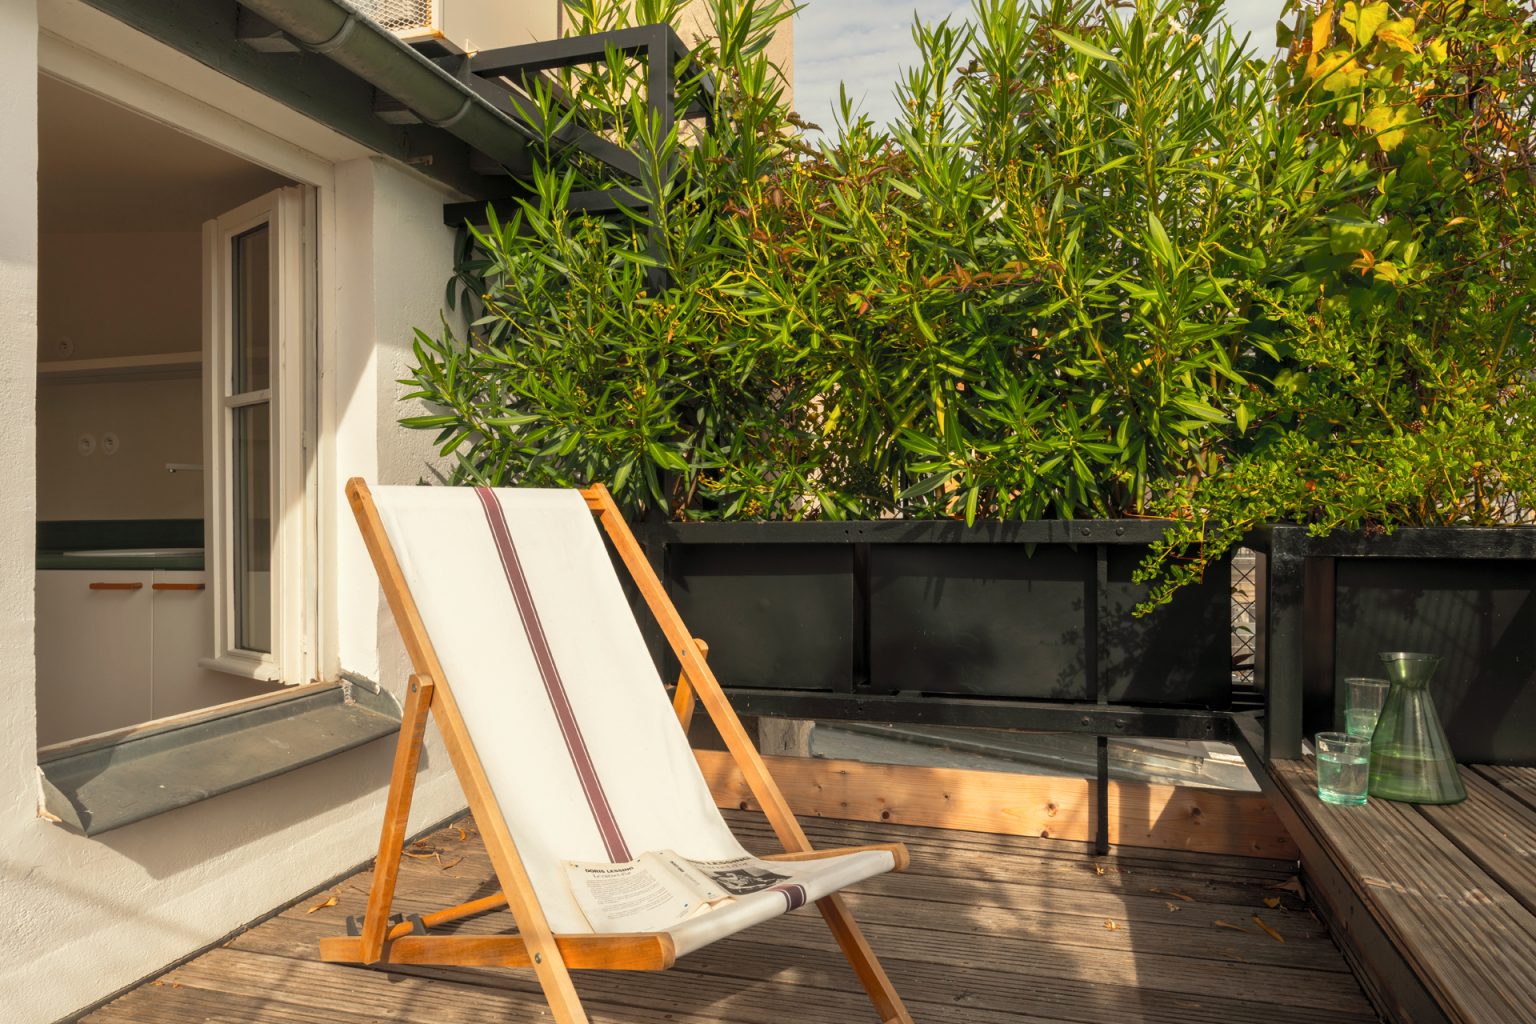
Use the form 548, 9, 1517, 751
453, 825, 469, 841
439, 856, 464, 871
1165, 902, 1182, 913
1263, 896, 1282, 909
1270, 876, 1306, 900
1213, 919, 1247, 933
1104, 919, 1120, 931
1252, 915, 1285, 943
1094, 863, 1107, 876
404, 843, 441, 860
1152, 887, 1194, 902
305, 895, 339, 914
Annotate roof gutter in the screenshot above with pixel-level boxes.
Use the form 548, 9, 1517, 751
233, 0, 530, 172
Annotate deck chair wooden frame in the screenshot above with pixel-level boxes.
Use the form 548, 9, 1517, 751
320, 479, 913, 1024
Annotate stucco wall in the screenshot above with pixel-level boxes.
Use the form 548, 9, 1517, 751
0, 8, 468, 1021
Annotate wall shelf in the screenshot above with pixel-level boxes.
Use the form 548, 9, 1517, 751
39, 351, 201, 383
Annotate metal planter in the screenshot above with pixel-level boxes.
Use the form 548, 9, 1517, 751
1252, 525, 1536, 763
631, 519, 1235, 723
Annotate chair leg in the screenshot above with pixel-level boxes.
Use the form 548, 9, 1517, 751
816, 893, 913, 1023
359, 674, 435, 963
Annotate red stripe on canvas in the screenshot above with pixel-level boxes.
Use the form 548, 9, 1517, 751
767, 883, 808, 912
475, 487, 632, 863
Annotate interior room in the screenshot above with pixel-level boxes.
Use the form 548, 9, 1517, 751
34, 75, 293, 747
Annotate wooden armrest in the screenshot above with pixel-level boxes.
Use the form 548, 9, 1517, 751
760, 842, 910, 873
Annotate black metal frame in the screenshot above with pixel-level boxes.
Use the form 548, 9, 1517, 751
1249, 524, 1536, 762
439, 25, 711, 292
636, 519, 1240, 856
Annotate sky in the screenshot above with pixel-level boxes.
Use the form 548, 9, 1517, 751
792, 0, 1289, 132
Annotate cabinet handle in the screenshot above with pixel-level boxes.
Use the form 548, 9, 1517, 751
89, 582, 144, 591
152, 583, 205, 591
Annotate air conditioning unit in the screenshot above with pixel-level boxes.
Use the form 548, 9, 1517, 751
350, 0, 557, 54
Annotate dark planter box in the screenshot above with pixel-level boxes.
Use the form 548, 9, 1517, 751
631, 519, 1235, 714
1254, 525, 1536, 764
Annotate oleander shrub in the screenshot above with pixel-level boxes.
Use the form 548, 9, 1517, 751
404, 0, 1536, 605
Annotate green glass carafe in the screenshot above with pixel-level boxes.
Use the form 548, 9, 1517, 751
1367, 652, 1466, 805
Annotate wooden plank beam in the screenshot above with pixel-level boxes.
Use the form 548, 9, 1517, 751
696, 750, 1297, 861
319, 932, 675, 971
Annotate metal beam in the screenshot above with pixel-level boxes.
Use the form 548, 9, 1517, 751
722, 689, 1234, 742
471, 24, 687, 77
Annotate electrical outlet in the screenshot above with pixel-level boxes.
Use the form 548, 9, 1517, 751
101, 433, 120, 456
77, 434, 96, 457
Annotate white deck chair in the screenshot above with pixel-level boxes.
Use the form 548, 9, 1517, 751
322, 480, 913, 1024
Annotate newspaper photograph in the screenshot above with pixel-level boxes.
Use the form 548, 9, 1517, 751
563, 850, 795, 932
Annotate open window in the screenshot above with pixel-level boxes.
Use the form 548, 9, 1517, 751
203, 187, 314, 685
35, 78, 318, 751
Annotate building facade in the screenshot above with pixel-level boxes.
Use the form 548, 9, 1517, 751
0, 2, 790, 1020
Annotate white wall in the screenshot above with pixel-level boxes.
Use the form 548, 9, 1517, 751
0, 6, 469, 1021
36, 377, 203, 520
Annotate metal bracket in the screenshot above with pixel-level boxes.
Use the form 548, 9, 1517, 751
345, 912, 406, 937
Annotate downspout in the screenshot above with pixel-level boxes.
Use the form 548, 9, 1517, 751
234, 0, 530, 172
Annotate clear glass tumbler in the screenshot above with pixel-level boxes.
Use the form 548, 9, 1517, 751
1316, 731, 1371, 806
1344, 677, 1390, 740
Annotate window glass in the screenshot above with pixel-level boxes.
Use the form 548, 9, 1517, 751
233, 403, 272, 653
231, 225, 270, 394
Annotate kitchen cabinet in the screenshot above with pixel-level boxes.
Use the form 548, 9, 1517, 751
148, 571, 272, 718
36, 570, 152, 747
36, 569, 276, 747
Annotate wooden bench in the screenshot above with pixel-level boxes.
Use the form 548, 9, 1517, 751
1266, 761, 1536, 1024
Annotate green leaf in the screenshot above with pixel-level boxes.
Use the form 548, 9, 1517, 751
1050, 28, 1117, 63
1170, 397, 1229, 424
1145, 211, 1176, 269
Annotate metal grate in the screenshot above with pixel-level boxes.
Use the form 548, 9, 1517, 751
1230, 547, 1260, 707
352, 0, 434, 33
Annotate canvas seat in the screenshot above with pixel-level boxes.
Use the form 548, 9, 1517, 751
322, 481, 913, 1024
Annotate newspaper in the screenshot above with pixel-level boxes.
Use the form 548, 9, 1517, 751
562, 850, 796, 932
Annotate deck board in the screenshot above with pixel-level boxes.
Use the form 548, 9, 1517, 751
1273, 759, 1536, 1024
84, 811, 1377, 1024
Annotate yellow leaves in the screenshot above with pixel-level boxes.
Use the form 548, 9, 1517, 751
1213, 919, 1247, 933
1311, 2, 1336, 58
1263, 896, 1283, 909
305, 894, 339, 915
1151, 887, 1194, 902
1361, 103, 1413, 151
1253, 915, 1286, 943
1340, 2, 1389, 46
1104, 919, 1121, 931
1376, 18, 1419, 53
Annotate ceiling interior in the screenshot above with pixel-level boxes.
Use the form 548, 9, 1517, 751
38, 75, 293, 234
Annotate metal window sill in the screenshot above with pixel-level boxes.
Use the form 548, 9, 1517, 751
38, 683, 402, 836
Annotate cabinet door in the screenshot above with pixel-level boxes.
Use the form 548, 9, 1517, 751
150, 571, 279, 719
36, 570, 153, 747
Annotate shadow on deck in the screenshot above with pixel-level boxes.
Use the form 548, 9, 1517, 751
82, 811, 1377, 1024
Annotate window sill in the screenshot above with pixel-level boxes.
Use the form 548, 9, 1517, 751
199, 651, 280, 682
38, 682, 402, 836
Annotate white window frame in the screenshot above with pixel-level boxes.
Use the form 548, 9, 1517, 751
202, 187, 316, 685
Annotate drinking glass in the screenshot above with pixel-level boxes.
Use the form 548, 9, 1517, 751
1344, 677, 1390, 740
1316, 731, 1371, 806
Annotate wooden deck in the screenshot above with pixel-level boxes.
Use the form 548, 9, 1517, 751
83, 811, 1376, 1024
1271, 761, 1536, 1024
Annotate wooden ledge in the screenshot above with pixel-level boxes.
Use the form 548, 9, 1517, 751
319, 932, 676, 971
698, 749, 1297, 861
